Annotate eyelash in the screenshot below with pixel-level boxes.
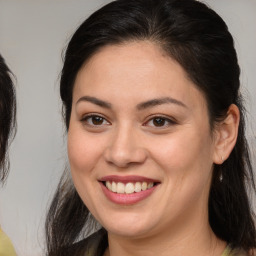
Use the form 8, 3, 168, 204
81, 114, 176, 129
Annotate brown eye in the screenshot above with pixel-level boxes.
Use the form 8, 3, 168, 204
82, 115, 110, 126
145, 116, 176, 128
91, 116, 104, 125
153, 118, 166, 127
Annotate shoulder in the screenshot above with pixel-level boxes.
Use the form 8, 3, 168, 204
0, 229, 17, 256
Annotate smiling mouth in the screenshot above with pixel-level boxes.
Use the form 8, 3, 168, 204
99, 176, 160, 204
102, 181, 159, 194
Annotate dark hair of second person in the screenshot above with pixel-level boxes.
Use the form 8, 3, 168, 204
0, 54, 17, 255
0, 54, 16, 184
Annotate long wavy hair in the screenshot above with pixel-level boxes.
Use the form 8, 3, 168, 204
45, 0, 256, 255
0, 54, 16, 184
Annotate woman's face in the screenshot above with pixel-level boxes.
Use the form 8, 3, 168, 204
68, 41, 218, 239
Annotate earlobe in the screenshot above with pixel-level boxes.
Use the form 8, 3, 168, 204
213, 104, 240, 164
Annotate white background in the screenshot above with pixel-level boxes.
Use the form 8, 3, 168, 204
0, 0, 255, 255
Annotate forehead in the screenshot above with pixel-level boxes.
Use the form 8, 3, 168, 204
73, 41, 207, 111
81, 41, 170, 80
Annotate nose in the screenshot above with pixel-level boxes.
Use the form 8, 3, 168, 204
104, 125, 147, 168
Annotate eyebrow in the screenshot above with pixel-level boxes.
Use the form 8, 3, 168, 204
136, 97, 187, 110
76, 96, 112, 109
76, 96, 187, 110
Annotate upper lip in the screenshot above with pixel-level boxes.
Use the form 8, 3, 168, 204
99, 175, 160, 184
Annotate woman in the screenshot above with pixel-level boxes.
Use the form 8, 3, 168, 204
45, 0, 256, 255
0, 54, 17, 255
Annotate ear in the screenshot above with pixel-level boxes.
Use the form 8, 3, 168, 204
213, 104, 240, 164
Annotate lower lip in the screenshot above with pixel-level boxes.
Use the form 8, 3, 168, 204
100, 182, 158, 205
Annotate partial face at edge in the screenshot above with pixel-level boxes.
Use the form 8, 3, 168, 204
67, 41, 218, 239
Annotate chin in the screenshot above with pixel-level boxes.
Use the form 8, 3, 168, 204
106, 225, 152, 238
99, 213, 157, 238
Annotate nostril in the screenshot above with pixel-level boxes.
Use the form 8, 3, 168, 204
104, 146, 147, 168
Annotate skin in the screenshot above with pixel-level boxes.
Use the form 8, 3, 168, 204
68, 41, 239, 256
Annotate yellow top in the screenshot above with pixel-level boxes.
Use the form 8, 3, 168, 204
221, 245, 247, 256
222, 246, 232, 256
0, 228, 17, 256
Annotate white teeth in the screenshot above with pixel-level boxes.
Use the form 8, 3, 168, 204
134, 182, 142, 192
112, 181, 117, 192
117, 182, 125, 193
147, 182, 153, 189
125, 183, 135, 194
141, 182, 147, 191
105, 181, 156, 194
106, 181, 112, 190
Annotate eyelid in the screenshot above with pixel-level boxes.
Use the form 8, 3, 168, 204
81, 112, 107, 120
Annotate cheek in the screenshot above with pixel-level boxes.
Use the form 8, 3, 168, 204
150, 131, 214, 218
149, 127, 214, 200
67, 127, 105, 207
67, 127, 104, 174
152, 131, 213, 171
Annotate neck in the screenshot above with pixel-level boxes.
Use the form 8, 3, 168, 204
104, 210, 226, 256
